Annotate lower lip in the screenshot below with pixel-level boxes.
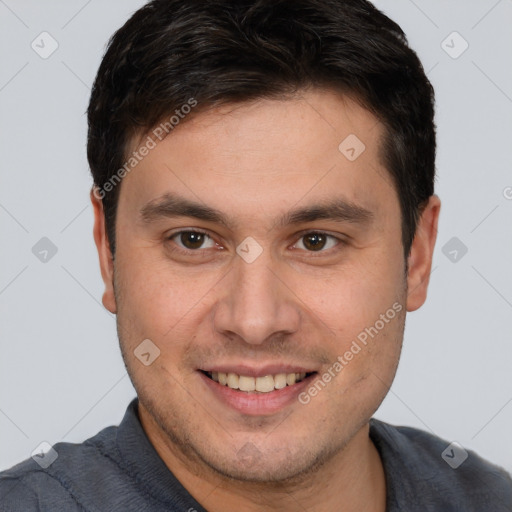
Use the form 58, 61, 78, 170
199, 372, 314, 416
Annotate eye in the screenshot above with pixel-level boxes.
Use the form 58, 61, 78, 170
170, 230, 216, 250
293, 232, 340, 252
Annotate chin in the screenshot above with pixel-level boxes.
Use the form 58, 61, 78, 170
195, 435, 338, 484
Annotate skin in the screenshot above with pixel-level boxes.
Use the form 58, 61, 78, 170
92, 88, 440, 512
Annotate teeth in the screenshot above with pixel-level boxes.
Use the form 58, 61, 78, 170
227, 372, 239, 390
255, 375, 274, 392
210, 371, 310, 393
239, 375, 255, 392
274, 373, 287, 389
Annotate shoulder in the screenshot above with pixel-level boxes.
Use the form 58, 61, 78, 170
0, 460, 86, 512
0, 425, 119, 512
370, 418, 512, 511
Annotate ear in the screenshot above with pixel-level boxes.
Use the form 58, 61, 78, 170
406, 195, 441, 312
91, 188, 117, 314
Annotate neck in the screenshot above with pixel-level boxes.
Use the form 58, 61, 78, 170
139, 408, 386, 512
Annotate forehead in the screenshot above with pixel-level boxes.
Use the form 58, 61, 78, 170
119, 89, 398, 226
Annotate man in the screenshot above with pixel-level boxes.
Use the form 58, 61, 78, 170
1, 0, 510, 510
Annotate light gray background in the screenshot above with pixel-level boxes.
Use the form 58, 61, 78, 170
1, 0, 511, 474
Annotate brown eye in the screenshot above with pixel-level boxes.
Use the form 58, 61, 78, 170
172, 231, 214, 250
294, 232, 339, 252
303, 233, 327, 251
181, 232, 205, 249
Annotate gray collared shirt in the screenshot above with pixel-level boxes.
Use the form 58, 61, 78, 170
1, 399, 511, 511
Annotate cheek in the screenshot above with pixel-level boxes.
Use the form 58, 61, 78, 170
113, 247, 222, 349
299, 252, 404, 336
292, 247, 406, 398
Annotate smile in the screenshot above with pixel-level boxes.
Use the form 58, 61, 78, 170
202, 371, 315, 393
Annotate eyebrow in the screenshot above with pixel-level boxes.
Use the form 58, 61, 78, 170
139, 193, 374, 229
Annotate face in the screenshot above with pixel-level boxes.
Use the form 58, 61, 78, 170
93, 89, 438, 483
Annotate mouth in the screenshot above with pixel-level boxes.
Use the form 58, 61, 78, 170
201, 370, 316, 393
198, 365, 319, 415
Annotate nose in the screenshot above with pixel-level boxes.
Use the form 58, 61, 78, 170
212, 250, 301, 345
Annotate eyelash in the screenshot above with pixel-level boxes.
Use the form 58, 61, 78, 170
167, 229, 345, 256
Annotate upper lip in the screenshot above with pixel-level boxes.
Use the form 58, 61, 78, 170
199, 364, 318, 378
